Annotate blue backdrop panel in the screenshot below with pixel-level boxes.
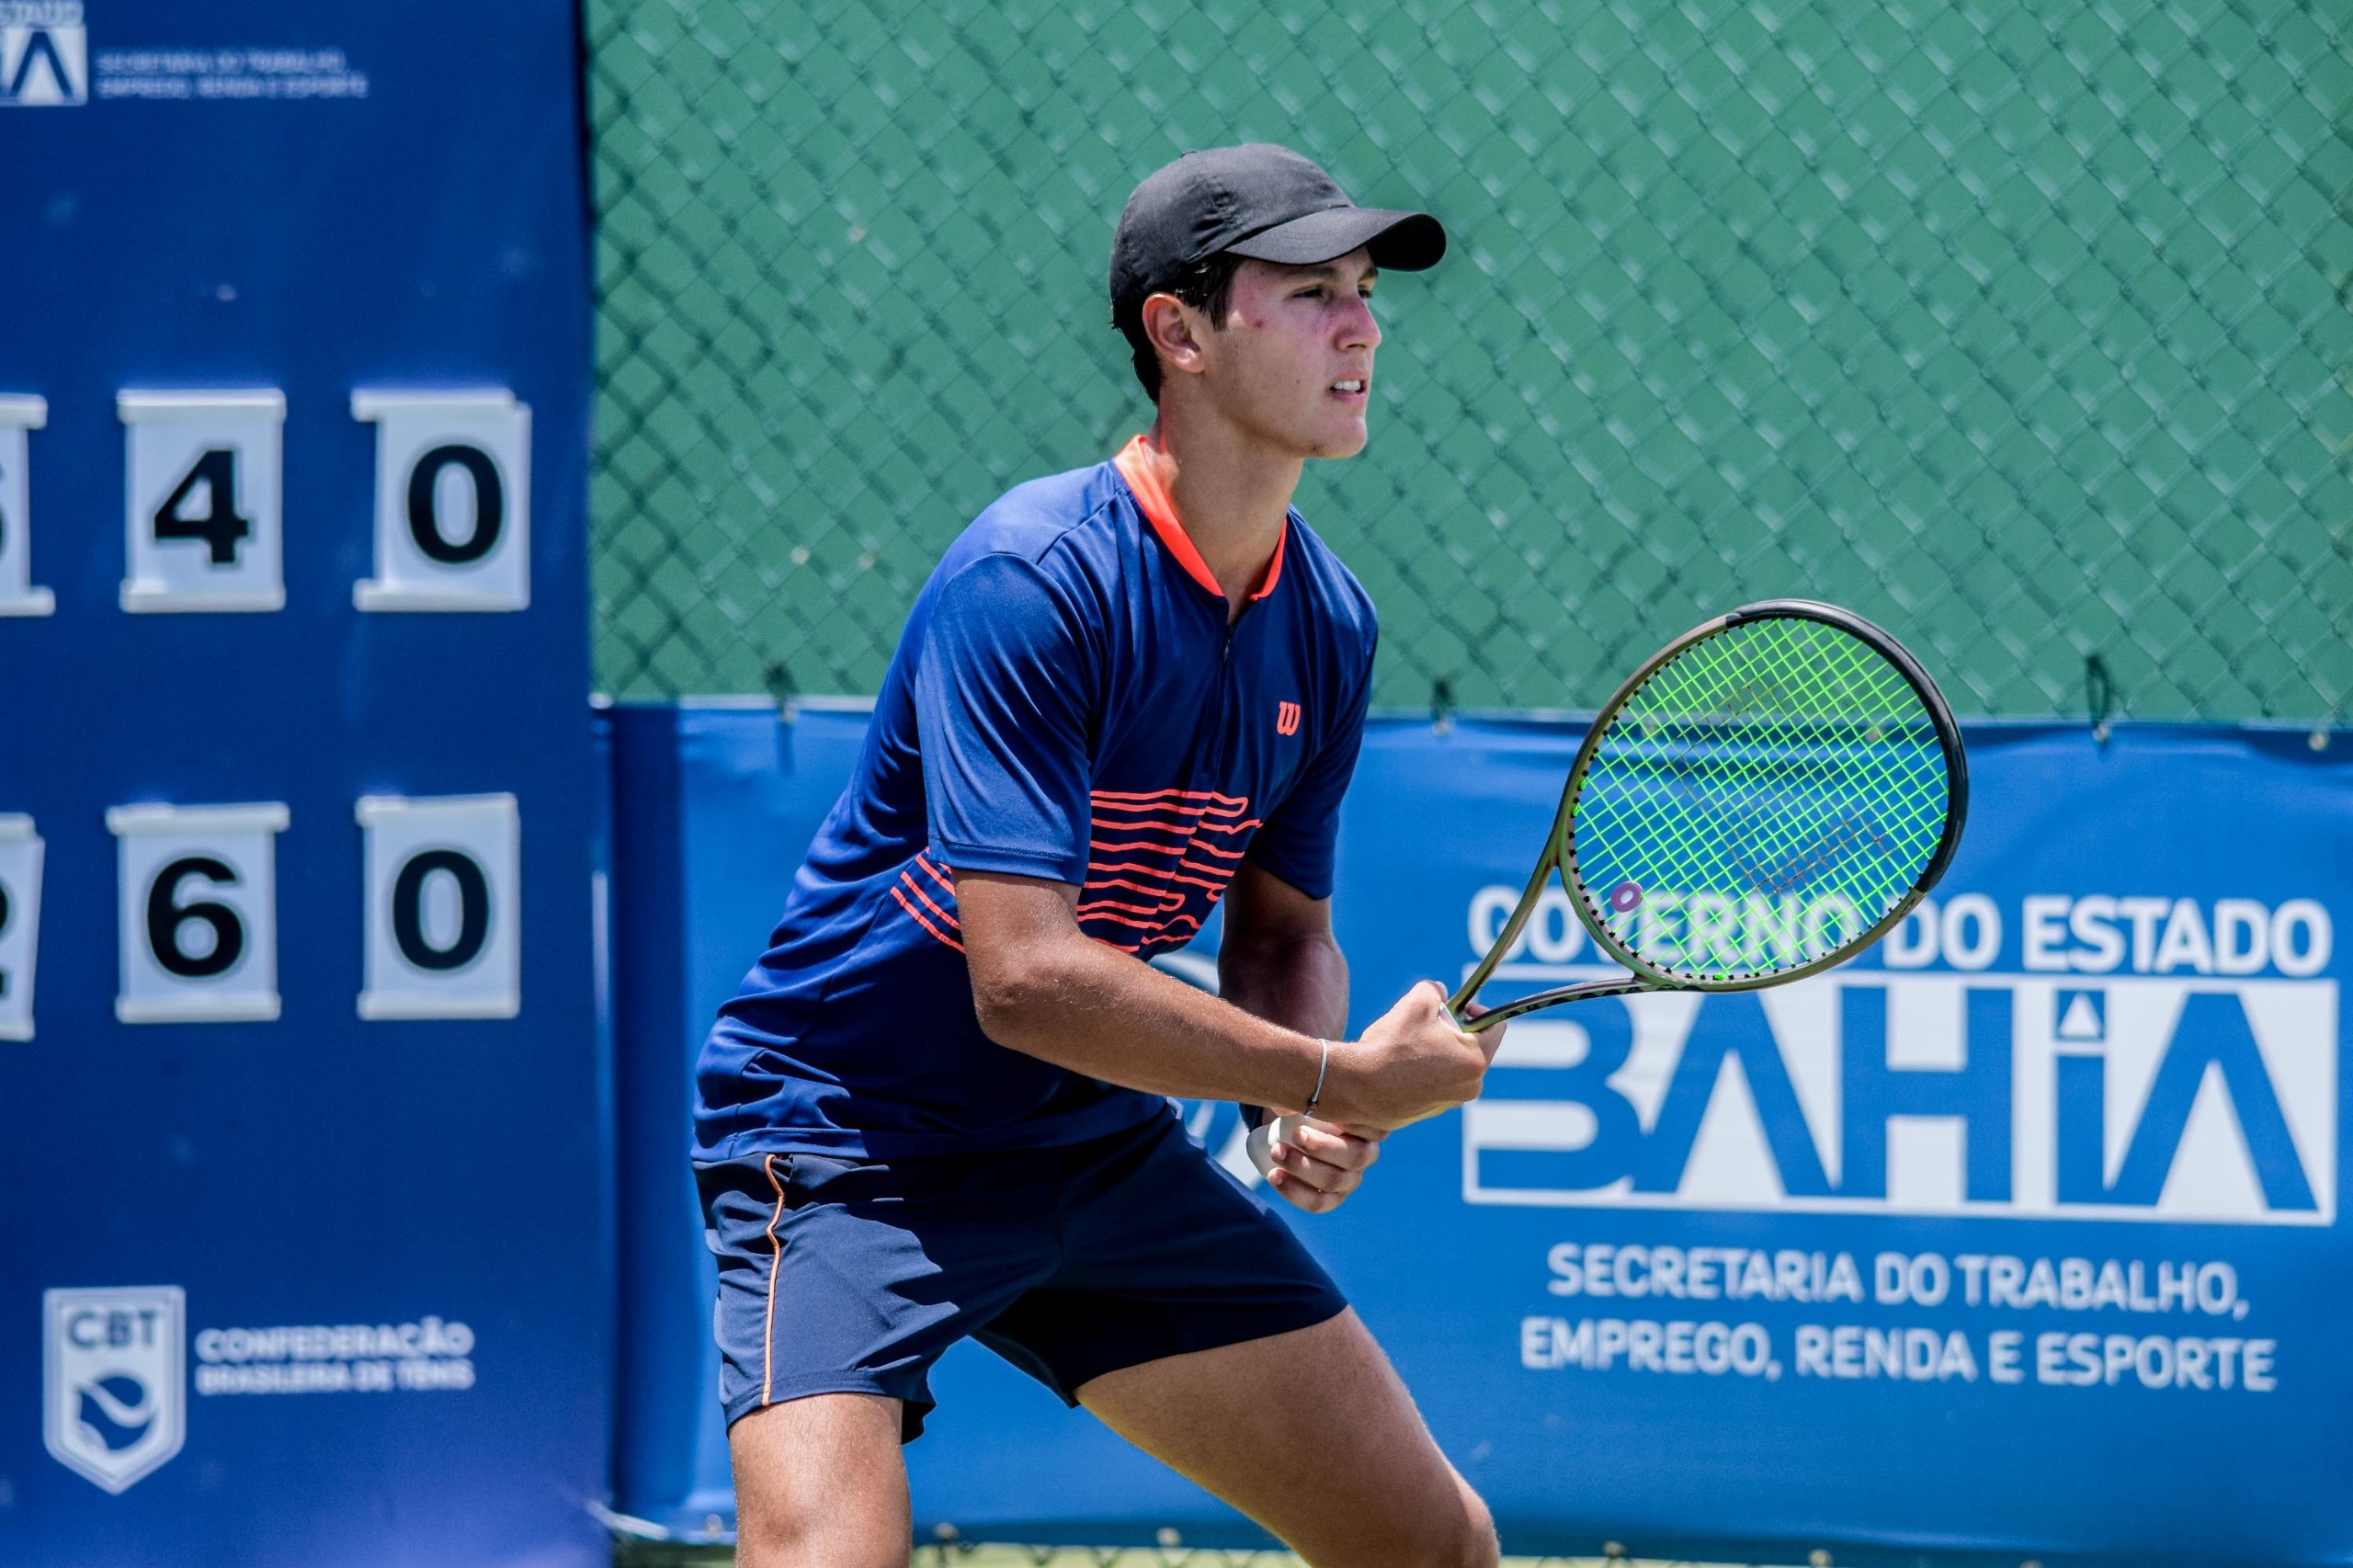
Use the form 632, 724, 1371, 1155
613, 709, 2350, 1564
0, 6, 605, 1565
607, 700, 879, 1540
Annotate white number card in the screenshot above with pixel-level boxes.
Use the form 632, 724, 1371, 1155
119, 390, 286, 613
357, 793, 520, 1018
352, 390, 531, 611
0, 396, 53, 617
109, 802, 288, 1023
0, 814, 45, 1040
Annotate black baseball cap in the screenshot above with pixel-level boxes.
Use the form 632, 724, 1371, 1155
1109, 144, 1446, 313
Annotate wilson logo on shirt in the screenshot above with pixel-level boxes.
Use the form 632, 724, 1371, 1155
1275, 701, 1302, 737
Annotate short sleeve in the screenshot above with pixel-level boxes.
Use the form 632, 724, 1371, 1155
915, 553, 1098, 883
1245, 647, 1374, 900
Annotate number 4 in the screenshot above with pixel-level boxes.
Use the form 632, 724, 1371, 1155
119, 389, 284, 613
152, 449, 250, 565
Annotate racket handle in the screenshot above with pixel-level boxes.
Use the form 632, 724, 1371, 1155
1440, 997, 1503, 1034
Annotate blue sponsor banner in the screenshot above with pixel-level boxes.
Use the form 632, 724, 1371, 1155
611, 708, 2350, 1563
1299, 719, 2349, 1564
0, 5, 603, 1564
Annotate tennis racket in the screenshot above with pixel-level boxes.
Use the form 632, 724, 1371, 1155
1448, 598, 1967, 1031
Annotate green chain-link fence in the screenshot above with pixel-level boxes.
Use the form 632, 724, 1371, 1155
586, 0, 2353, 723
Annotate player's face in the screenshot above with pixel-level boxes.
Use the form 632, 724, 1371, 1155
1205, 252, 1381, 459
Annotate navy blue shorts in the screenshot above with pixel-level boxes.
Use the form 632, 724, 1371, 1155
696, 1109, 1347, 1440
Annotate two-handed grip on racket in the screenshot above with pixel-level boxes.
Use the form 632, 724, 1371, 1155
1271, 979, 1496, 1135
1248, 979, 1497, 1189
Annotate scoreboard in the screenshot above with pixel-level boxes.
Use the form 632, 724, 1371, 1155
0, 5, 606, 1565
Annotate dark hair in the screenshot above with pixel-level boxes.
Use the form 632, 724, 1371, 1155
1112, 250, 1245, 401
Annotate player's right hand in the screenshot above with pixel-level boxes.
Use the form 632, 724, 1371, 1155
1326, 980, 1493, 1131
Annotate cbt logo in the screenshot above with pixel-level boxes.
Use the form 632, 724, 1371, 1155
1461, 892, 2336, 1226
0, 2, 87, 106
44, 1286, 185, 1492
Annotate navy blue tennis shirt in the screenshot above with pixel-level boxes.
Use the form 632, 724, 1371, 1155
695, 439, 1378, 1161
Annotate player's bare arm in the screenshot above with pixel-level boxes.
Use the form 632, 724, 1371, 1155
1217, 858, 1350, 1046
1211, 858, 1386, 1212
956, 868, 1488, 1136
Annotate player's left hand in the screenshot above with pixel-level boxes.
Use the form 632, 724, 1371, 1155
1248, 1112, 1385, 1214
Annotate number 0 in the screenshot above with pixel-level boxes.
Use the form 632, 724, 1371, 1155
392, 849, 490, 971
407, 445, 504, 565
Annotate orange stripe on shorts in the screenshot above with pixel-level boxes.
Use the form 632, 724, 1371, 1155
762, 1153, 786, 1406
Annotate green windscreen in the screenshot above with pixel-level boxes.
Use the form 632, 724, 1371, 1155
590, 0, 2353, 723
1570, 615, 1953, 984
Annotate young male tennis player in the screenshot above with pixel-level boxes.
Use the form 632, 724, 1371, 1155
695, 143, 1503, 1568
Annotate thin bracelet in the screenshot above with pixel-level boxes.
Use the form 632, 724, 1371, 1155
1303, 1039, 1331, 1116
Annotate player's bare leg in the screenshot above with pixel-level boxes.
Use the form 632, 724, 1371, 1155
1078, 1308, 1498, 1568
729, 1392, 911, 1568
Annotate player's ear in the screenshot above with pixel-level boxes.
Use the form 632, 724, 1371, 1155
1141, 292, 1210, 382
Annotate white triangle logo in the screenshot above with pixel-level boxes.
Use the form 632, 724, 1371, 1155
2057, 993, 2105, 1040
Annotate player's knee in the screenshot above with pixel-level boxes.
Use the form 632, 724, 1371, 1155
729, 1395, 912, 1568
1438, 1478, 1500, 1568
1376, 1476, 1497, 1568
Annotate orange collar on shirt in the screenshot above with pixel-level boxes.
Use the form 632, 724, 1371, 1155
1112, 435, 1288, 604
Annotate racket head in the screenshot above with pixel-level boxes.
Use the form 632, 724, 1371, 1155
1555, 599, 1966, 991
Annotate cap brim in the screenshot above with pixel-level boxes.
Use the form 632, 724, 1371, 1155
1224, 206, 1446, 271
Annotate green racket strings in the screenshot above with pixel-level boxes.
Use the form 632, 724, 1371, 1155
1573, 617, 1949, 983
